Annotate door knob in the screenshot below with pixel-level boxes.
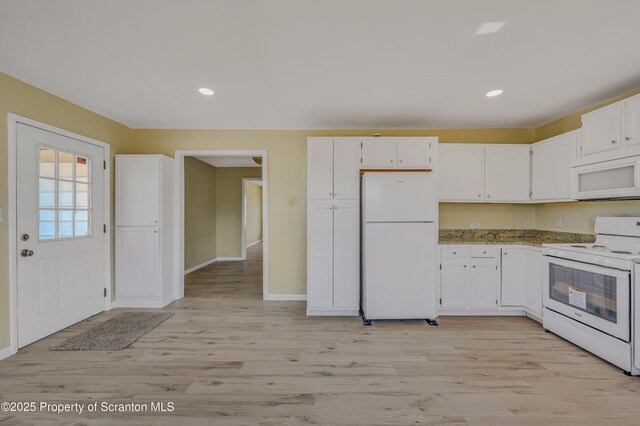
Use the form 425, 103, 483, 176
20, 233, 30, 241
20, 249, 34, 257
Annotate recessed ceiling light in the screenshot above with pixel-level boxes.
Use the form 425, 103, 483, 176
474, 22, 506, 36
198, 88, 214, 96
486, 89, 503, 97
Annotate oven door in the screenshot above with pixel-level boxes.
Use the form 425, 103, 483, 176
543, 256, 630, 341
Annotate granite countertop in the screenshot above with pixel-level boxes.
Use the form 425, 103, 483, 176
439, 229, 595, 247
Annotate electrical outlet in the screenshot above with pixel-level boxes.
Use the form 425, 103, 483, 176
288, 196, 295, 207
471, 223, 480, 229
555, 217, 562, 228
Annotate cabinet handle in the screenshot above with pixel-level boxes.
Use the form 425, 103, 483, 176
334, 193, 337, 197
329, 192, 333, 197
334, 206, 338, 209
626, 137, 631, 141
463, 265, 467, 268
504, 252, 507, 255
390, 160, 394, 163
487, 195, 491, 198
483, 251, 486, 254
478, 194, 481, 198
399, 160, 403, 164
472, 265, 476, 268
453, 251, 457, 254
612, 140, 617, 144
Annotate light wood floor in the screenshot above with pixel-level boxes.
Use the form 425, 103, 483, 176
2, 243, 640, 425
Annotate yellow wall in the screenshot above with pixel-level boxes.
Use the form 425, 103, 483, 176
0, 73, 131, 349
439, 203, 535, 229
535, 201, 640, 234
215, 167, 262, 257
184, 157, 218, 270
246, 181, 263, 245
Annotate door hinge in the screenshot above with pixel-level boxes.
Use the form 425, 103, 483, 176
439, 263, 442, 270
529, 149, 533, 155
439, 298, 442, 305
496, 299, 498, 305
529, 190, 533, 198
496, 265, 498, 270
103, 160, 107, 170
103, 224, 107, 233
104, 288, 107, 297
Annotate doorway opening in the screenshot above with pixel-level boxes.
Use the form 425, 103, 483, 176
176, 150, 268, 300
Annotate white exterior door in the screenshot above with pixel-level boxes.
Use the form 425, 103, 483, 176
307, 138, 334, 200
440, 259, 468, 309
623, 95, 640, 147
501, 248, 526, 306
397, 138, 432, 168
531, 132, 577, 201
580, 103, 622, 156
332, 139, 360, 200
485, 145, 530, 202
332, 201, 359, 309
361, 137, 397, 168
307, 201, 334, 309
16, 123, 105, 348
439, 144, 485, 201
469, 260, 499, 310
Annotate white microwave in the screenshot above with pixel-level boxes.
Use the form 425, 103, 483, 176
571, 155, 640, 200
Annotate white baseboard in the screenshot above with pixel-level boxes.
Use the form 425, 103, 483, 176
246, 239, 263, 248
216, 256, 245, 262
184, 257, 218, 275
264, 293, 307, 301
0, 346, 13, 361
111, 298, 165, 308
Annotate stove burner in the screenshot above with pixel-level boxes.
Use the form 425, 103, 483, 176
611, 250, 633, 254
571, 245, 588, 248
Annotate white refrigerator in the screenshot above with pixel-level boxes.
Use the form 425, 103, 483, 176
361, 172, 438, 321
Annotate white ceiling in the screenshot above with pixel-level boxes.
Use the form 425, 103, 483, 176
2, 0, 640, 129
194, 156, 261, 168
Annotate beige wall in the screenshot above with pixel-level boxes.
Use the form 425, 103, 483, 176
439, 203, 535, 229
0, 73, 131, 349
535, 201, 640, 234
184, 157, 218, 270
216, 168, 262, 257
245, 181, 263, 245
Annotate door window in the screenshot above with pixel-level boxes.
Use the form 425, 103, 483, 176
38, 147, 92, 240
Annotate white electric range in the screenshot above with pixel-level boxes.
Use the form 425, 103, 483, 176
542, 216, 640, 376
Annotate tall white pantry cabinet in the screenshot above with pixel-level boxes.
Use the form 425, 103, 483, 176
307, 138, 360, 315
115, 155, 177, 308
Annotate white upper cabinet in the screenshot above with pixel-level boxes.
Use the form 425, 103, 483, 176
307, 138, 360, 200
485, 145, 530, 202
580, 102, 622, 156
307, 138, 334, 199
439, 144, 485, 201
623, 94, 640, 148
361, 137, 398, 168
116, 155, 161, 226
531, 131, 578, 201
332, 138, 361, 200
397, 137, 435, 169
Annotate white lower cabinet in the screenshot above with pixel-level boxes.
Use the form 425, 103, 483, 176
440, 245, 499, 312
307, 200, 359, 315
439, 244, 543, 318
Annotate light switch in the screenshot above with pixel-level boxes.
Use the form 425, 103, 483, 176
288, 196, 295, 207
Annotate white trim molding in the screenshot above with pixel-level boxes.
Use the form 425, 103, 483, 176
184, 257, 218, 275
264, 294, 307, 301
246, 239, 263, 248
176, 150, 269, 300
7, 114, 112, 355
0, 346, 13, 361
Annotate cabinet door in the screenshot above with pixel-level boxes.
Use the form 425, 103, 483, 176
439, 144, 485, 201
116, 227, 160, 298
333, 201, 359, 310
333, 138, 360, 200
469, 259, 499, 310
524, 249, 543, 317
440, 259, 469, 309
501, 248, 526, 306
307, 201, 334, 309
623, 94, 640, 147
398, 138, 433, 168
361, 137, 397, 168
116, 156, 161, 226
307, 138, 334, 200
580, 103, 622, 156
485, 145, 530, 202
531, 132, 577, 201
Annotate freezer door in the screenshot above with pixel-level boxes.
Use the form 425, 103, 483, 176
363, 172, 436, 222
362, 222, 437, 319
